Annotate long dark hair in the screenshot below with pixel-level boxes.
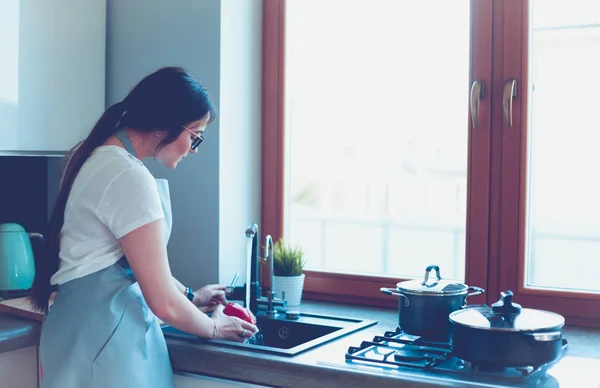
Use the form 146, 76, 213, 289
30, 67, 215, 311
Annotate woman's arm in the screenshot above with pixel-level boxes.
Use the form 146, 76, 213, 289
120, 219, 257, 341
172, 276, 186, 295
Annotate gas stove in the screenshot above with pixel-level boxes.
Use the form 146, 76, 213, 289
335, 327, 567, 387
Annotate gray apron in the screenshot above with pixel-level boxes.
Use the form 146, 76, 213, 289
40, 132, 175, 388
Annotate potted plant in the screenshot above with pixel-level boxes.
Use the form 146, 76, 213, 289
272, 238, 306, 307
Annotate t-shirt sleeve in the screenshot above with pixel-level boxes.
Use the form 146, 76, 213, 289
96, 166, 165, 239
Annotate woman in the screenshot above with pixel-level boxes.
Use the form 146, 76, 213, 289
31, 67, 258, 388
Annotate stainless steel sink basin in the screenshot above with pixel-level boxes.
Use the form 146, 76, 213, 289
162, 310, 378, 356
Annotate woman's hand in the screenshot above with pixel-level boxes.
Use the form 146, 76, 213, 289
193, 284, 227, 307
223, 302, 256, 324
211, 304, 259, 342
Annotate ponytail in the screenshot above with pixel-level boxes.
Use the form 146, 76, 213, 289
29, 101, 126, 312
29, 66, 216, 311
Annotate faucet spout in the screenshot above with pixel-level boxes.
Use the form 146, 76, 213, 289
245, 224, 258, 238
245, 223, 260, 314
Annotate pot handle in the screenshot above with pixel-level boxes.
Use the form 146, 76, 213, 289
465, 286, 485, 299
380, 287, 406, 298
523, 331, 562, 342
380, 287, 409, 306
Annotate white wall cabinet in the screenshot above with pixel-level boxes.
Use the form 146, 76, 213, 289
174, 372, 275, 388
0, 346, 39, 388
0, 0, 106, 154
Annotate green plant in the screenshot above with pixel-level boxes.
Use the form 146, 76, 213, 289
273, 238, 306, 276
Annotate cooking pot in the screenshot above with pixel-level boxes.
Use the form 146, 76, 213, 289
449, 290, 567, 368
380, 265, 484, 341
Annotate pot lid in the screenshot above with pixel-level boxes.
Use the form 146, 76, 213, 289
396, 265, 469, 295
0, 223, 25, 233
449, 291, 565, 331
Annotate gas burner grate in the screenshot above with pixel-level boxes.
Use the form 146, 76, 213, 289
345, 327, 553, 381
378, 328, 452, 351
345, 327, 450, 370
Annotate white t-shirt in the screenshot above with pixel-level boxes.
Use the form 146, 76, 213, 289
50, 146, 164, 285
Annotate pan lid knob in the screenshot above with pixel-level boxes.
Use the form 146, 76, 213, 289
492, 290, 522, 322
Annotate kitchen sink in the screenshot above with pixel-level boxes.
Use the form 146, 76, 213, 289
162, 310, 378, 356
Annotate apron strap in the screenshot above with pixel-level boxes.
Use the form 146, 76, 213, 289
114, 129, 137, 158
113, 129, 138, 279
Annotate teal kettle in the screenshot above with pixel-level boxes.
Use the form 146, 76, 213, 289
0, 223, 43, 298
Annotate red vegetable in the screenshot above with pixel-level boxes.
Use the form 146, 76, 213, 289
223, 302, 256, 324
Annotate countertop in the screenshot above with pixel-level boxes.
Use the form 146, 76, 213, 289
0, 311, 40, 353
1, 301, 599, 387
167, 301, 600, 388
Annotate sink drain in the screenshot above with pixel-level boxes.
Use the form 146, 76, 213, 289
277, 326, 290, 339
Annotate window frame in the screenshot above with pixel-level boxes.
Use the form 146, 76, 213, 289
260, 0, 600, 327
489, 0, 600, 328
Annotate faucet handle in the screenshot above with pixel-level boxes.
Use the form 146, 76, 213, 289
269, 290, 286, 301
264, 235, 273, 257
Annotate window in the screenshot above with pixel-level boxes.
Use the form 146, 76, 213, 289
262, 0, 600, 326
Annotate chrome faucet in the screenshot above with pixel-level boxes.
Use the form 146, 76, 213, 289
262, 235, 281, 316
264, 234, 274, 295
245, 224, 260, 315
226, 225, 287, 316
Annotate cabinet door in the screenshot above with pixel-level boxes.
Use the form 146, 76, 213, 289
0, 346, 39, 388
174, 372, 274, 388
0, 0, 106, 153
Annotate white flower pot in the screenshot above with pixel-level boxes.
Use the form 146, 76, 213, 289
272, 274, 305, 307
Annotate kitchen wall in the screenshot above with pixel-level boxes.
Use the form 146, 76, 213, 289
19, 1, 261, 289
102, 0, 263, 288
218, 0, 263, 288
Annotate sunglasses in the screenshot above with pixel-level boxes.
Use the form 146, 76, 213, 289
184, 126, 205, 150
